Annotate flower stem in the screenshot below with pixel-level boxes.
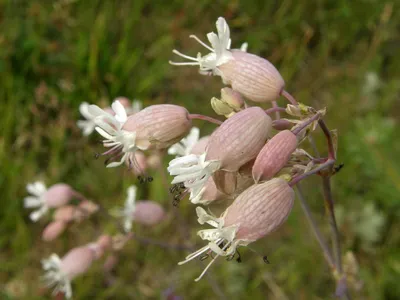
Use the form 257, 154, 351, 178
295, 183, 335, 269
265, 106, 286, 116
318, 119, 336, 160
289, 159, 335, 186
271, 101, 282, 119
291, 113, 321, 135
281, 90, 298, 105
189, 114, 223, 125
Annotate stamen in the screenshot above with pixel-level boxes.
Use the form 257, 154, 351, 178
194, 242, 231, 282
94, 152, 100, 159
199, 253, 209, 261
189, 35, 214, 52
169, 61, 200, 66
172, 49, 199, 62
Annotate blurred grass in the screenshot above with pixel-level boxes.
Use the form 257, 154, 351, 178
1, 0, 400, 299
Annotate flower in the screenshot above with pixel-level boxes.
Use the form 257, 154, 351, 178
42, 243, 103, 299
170, 17, 285, 103
168, 127, 200, 157
88, 100, 141, 168
179, 178, 294, 281
169, 17, 233, 77
24, 182, 74, 222
89, 102, 192, 168
111, 185, 138, 232
77, 102, 96, 136
111, 185, 165, 231
178, 207, 241, 282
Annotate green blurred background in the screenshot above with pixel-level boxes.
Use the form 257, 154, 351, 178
1, 0, 399, 299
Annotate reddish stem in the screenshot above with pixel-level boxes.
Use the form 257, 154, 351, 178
265, 106, 286, 116
271, 101, 281, 119
189, 114, 223, 125
289, 159, 335, 186
281, 90, 298, 105
292, 113, 321, 135
318, 119, 336, 160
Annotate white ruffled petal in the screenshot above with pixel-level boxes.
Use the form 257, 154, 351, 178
24, 196, 43, 208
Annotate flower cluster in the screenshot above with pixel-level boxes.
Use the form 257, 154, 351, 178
23, 16, 343, 298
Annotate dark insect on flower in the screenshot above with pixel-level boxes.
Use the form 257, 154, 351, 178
333, 163, 344, 175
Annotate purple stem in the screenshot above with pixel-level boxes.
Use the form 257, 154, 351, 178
189, 114, 223, 125
289, 159, 335, 187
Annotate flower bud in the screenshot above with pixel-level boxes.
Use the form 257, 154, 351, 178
53, 205, 76, 222
223, 178, 294, 241
218, 50, 284, 103
221, 87, 245, 110
42, 246, 98, 298
123, 104, 192, 150
133, 201, 165, 226
206, 107, 272, 171
77, 200, 99, 215
44, 184, 74, 207
252, 130, 298, 182
211, 88, 245, 118
272, 119, 293, 131
42, 221, 67, 241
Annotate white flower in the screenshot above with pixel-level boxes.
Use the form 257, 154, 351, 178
88, 100, 144, 168
42, 254, 73, 299
111, 186, 137, 232
168, 153, 220, 200
23, 181, 49, 222
178, 207, 241, 281
169, 17, 233, 77
77, 102, 96, 136
168, 127, 200, 157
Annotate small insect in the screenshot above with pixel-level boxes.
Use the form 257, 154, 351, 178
263, 256, 270, 264
333, 163, 344, 175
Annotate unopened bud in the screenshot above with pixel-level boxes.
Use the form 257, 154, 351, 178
134, 201, 165, 226
42, 221, 67, 241
252, 130, 298, 182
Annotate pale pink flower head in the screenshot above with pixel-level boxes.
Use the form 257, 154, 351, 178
111, 185, 165, 231
42, 221, 67, 242
24, 182, 75, 222
252, 130, 298, 182
170, 17, 284, 102
218, 50, 284, 102
88, 101, 191, 168
179, 178, 294, 281
168, 107, 271, 202
134, 201, 166, 226
42, 245, 97, 298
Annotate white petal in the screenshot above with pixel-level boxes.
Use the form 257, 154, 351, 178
24, 196, 42, 208
79, 102, 93, 120
30, 206, 48, 222
126, 186, 137, 209
87, 104, 109, 118
112, 100, 127, 124
123, 218, 132, 233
